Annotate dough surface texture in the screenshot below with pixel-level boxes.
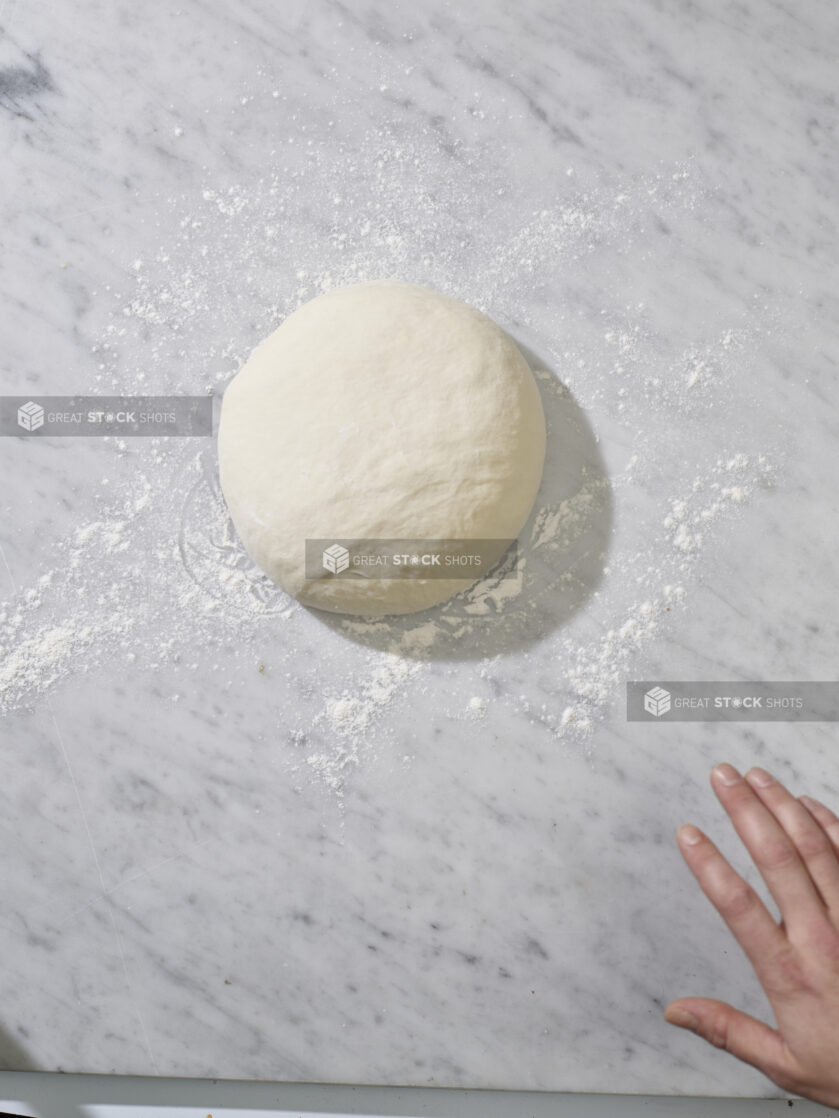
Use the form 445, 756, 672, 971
218, 280, 546, 616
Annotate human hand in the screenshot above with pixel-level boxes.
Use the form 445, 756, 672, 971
665, 762, 839, 1109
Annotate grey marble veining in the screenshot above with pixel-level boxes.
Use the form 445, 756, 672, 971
1, 0, 838, 1098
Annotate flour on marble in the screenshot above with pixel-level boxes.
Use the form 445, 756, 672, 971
0, 141, 785, 788
467, 696, 487, 720
301, 655, 424, 793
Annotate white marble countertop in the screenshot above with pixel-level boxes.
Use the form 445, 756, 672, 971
1, 0, 837, 1098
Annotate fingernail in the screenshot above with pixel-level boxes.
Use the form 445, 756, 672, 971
800, 795, 822, 812
677, 824, 703, 845
746, 767, 774, 788
666, 1006, 699, 1031
712, 763, 741, 786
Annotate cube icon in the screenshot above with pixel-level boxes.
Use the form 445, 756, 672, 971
644, 686, 671, 717
17, 400, 44, 431
322, 543, 350, 574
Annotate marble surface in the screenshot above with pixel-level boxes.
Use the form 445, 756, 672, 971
1, 0, 837, 1098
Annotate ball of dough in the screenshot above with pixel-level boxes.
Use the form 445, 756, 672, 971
217, 281, 546, 617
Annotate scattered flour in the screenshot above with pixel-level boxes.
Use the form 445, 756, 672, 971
0, 134, 787, 793
302, 655, 423, 793
467, 696, 487, 720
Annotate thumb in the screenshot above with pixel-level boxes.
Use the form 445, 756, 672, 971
664, 998, 789, 1079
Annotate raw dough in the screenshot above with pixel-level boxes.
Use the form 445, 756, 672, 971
217, 280, 546, 616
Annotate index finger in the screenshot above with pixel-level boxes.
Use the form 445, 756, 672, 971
674, 821, 787, 988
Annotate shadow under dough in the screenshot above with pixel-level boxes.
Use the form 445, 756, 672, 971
308, 337, 614, 661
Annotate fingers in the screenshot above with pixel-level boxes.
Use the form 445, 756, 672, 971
710, 764, 830, 937
664, 997, 791, 1087
740, 769, 839, 919
674, 822, 786, 982
799, 794, 839, 853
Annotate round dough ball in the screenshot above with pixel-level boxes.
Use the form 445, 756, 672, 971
217, 280, 546, 617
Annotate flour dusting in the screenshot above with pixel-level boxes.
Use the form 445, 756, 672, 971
0, 129, 788, 796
